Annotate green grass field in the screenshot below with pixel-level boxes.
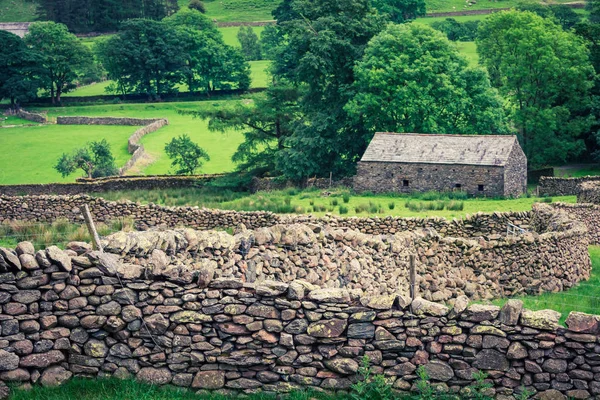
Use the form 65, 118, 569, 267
94, 186, 576, 218
24, 102, 244, 179
0, 0, 37, 22
0, 115, 36, 127
219, 25, 266, 47
0, 124, 134, 184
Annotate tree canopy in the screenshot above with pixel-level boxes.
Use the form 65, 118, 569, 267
164, 134, 210, 175
371, 0, 426, 23
478, 11, 595, 167
55, 139, 118, 179
96, 15, 250, 98
0, 31, 41, 108
25, 22, 92, 104
347, 24, 509, 136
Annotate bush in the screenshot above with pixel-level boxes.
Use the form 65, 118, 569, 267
350, 355, 394, 400
339, 205, 349, 214
188, 0, 206, 13
331, 198, 339, 206
542, 197, 553, 203
388, 202, 395, 210
343, 193, 351, 203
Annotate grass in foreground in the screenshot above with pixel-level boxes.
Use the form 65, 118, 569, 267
94, 186, 576, 219
0, 218, 134, 250
492, 246, 600, 324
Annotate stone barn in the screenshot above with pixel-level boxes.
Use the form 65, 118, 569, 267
354, 133, 527, 197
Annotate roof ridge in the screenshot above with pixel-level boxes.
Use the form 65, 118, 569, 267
375, 132, 517, 138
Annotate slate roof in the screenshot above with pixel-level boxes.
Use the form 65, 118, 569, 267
360, 133, 519, 167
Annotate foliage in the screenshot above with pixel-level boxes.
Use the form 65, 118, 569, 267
185, 84, 300, 175
415, 366, 435, 400
0, 31, 41, 107
517, 2, 581, 30
347, 24, 509, 136
350, 355, 393, 400
273, 0, 387, 181
260, 25, 283, 60
54, 139, 118, 179
24, 22, 93, 104
238, 26, 263, 60
36, 0, 179, 33
188, 0, 206, 13
477, 11, 595, 167
95, 17, 250, 97
164, 134, 210, 175
430, 18, 480, 41
371, 0, 426, 23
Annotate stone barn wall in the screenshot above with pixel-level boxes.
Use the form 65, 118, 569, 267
353, 162, 506, 197
0, 236, 597, 399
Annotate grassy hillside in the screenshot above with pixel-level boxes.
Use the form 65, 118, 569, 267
27, 101, 244, 178
0, 0, 36, 22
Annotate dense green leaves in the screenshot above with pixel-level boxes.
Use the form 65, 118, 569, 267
274, 0, 386, 180
188, 84, 301, 174
164, 134, 210, 175
55, 139, 118, 179
96, 13, 250, 98
0, 31, 41, 107
431, 18, 480, 41
478, 11, 595, 167
25, 22, 92, 104
347, 24, 509, 136
238, 26, 262, 61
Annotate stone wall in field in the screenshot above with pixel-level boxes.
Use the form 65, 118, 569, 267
17, 110, 47, 124
0, 197, 591, 301
0, 237, 598, 399
551, 202, 600, 246
538, 176, 600, 196
56, 117, 164, 126
0, 176, 222, 197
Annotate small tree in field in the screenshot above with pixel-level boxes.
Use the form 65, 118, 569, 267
55, 139, 118, 179
188, 0, 206, 13
165, 134, 210, 175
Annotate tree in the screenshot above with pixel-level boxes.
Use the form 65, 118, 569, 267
164, 134, 210, 175
0, 31, 42, 108
517, 2, 581, 30
25, 22, 92, 104
237, 26, 262, 61
260, 25, 283, 60
185, 83, 301, 174
55, 139, 118, 179
164, 8, 219, 39
346, 24, 509, 136
273, 0, 386, 181
431, 18, 480, 41
188, 0, 206, 13
477, 11, 595, 167
371, 0, 426, 23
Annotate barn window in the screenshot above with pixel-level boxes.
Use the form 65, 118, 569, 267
478, 184, 484, 192
403, 180, 409, 187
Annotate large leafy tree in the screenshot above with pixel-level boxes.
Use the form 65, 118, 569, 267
186, 83, 301, 174
478, 11, 595, 167
273, 0, 386, 181
25, 22, 92, 104
347, 24, 510, 136
0, 31, 41, 108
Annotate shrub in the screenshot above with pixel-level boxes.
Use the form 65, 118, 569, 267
188, 0, 206, 13
331, 198, 339, 206
350, 355, 394, 400
339, 205, 349, 214
447, 201, 464, 211
343, 193, 351, 203
309, 199, 315, 206
368, 202, 379, 214
388, 202, 395, 210
543, 197, 553, 203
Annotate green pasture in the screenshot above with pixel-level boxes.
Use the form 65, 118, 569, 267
95, 186, 576, 219
0, 124, 133, 184
555, 164, 600, 178
455, 41, 479, 66
219, 25, 266, 47
0, 0, 37, 22
0, 115, 35, 127
189, 0, 278, 22
29, 102, 244, 177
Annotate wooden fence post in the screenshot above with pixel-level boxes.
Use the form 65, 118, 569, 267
409, 254, 417, 300
83, 204, 103, 252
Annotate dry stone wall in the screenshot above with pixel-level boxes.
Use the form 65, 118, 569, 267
56, 117, 164, 126
0, 176, 221, 197
538, 176, 600, 196
17, 110, 47, 124
551, 202, 600, 246
0, 240, 598, 399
